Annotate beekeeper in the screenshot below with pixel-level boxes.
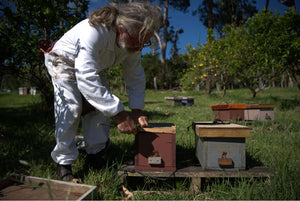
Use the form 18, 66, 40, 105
42, 2, 161, 181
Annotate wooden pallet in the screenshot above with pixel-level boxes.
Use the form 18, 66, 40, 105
118, 165, 272, 191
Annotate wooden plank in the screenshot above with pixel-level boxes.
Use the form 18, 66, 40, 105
118, 165, 272, 192
138, 123, 176, 134
195, 124, 250, 138
118, 165, 272, 179
190, 177, 201, 191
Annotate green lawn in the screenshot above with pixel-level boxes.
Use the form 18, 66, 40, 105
0, 87, 299, 200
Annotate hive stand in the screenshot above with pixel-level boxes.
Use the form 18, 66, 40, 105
119, 122, 273, 191
117, 165, 272, 191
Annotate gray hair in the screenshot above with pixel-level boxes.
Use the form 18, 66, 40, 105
89, 2, 161, 42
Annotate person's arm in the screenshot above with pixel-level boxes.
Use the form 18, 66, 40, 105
74, 24, 124, 117
122, 52, 149, 129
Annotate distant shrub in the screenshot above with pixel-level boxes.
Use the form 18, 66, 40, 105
279, 98, 300, 110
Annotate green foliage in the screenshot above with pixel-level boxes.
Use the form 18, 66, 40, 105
165, 54, 188, 89
141, 53, 161, 89
183, 9, 300, 96
194, 0, 257, 37
278, 97, 300, 110
0, 0, 89, 107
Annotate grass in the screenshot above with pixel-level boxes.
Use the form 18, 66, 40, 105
0, 87, 300, 200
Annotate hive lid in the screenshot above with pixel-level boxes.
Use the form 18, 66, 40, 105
138, 123, 176, 134
211, 103, 246, 110
195, 122, 250, 138
165, 96, 194, 100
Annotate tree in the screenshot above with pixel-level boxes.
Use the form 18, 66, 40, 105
183, 9, 300, 96
141, 53, 161, 89
265, 0, 269, 10
168, 26, 183, 60
0, 0, 89, 106
157, 0, 190, 89
275, 9, 300, 89
194, 0, 257, 37
278, 0, 296, 11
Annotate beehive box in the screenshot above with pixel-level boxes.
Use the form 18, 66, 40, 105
194, 122, 250, 171
0, 175, 96, 200
165, 96, 195, 106
211, 104, 246, 121
245, 104, 276, 121
135, 123, 176, 171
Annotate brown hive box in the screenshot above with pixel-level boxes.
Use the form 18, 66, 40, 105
244, 104, 276, 121
135, 123, 176, 171
0, 175, 96, 200
194, 122, 250, 171
211, 103, 246, 121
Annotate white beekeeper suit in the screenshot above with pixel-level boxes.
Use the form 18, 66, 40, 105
44, 19, 146, 165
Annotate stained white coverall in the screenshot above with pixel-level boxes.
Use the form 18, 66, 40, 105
44, 19, 146, 165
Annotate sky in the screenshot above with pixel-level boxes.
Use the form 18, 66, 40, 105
88, 0, 300, 59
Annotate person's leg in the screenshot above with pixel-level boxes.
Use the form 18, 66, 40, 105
46, 52, 82, 181
82, 110, 110, 169
51, 80, 82, 165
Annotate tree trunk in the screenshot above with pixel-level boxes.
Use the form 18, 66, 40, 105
251, 87, 257, 98
265, 0, 269, 10
171, 29, 179, 60
154, 76, 158, 90
161, 0, 169, 83
207, 0, 213, 29
222, 86, 226, 97
196, 84, 200, 91
205, 75, 212, 94
281, 74, 286, 88
152, 39, 156, 56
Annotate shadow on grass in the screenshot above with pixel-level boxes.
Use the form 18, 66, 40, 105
0, 105, 55, 177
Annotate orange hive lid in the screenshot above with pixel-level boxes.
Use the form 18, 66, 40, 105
211, 103, 246, 110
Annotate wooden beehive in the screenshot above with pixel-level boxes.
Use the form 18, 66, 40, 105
211, 104, 246, 121
165, 96, 195, 106
135, 123, 176, 171
0, 175, 96, 200
244, 104, 276, 121
194, 122, 250, 171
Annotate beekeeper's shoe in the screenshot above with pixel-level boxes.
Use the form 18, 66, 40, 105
56, 164, 74, 181
85, 139, 110, 170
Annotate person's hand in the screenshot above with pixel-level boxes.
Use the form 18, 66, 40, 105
132, 109, 149, 128
114, 111, 137, 135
